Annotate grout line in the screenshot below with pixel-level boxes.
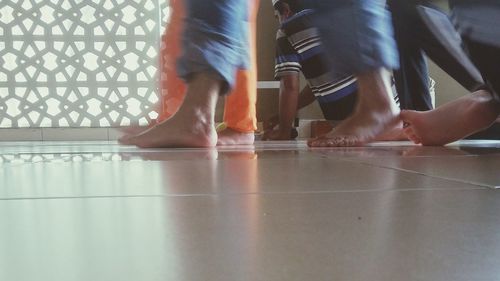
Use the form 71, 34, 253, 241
336, 157, 497, 190
0, 186, 490, 202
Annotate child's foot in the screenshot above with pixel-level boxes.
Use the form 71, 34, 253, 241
401, 90, 500, 146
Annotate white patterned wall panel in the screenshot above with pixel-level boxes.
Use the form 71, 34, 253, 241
0, 0, 169, 128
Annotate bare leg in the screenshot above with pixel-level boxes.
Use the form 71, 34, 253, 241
308, 69, 400, 147
119, 73, 220, 148
217, 127, 255, 146
401, 89, 500, 146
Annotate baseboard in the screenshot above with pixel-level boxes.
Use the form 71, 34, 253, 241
0, 119, 327, 141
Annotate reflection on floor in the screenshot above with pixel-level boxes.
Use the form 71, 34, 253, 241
1, 140, 500, 281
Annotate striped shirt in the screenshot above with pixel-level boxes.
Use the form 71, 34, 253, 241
274, 9, 357, 104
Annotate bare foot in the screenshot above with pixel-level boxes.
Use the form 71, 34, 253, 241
217, 127, 255, 146
308, 111, 400, 147
401, 90, 500, 146
119, 120, 158, 136
119, 112, 217, 148
119, 74, 220, 148
375, 121, 408, 141
129, 150, 219, 161
119, 125, 149, 136
308, 69, 400, 147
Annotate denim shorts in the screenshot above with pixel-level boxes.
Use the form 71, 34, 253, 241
303, 0, 399, 74
176, 0, 249, 94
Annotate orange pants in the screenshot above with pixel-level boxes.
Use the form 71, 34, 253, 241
158, 0, 258, 133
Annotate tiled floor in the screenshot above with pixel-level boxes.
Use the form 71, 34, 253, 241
1, 140, 500, 281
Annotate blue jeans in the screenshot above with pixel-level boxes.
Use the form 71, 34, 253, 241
303, 0, 399, 74
177, 0, 249, 94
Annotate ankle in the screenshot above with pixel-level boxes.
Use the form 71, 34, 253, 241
356, 69, 399, 113
184, 73, 221, 109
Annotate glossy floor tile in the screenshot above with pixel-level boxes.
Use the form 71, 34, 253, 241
2, 190, 500, 281
1, 140, 500, 281
322, 141, 500, 188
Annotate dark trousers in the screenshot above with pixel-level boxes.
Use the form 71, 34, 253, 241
465, 40, 500, 102
465, 40, 500, 139
388, 0, 484, 111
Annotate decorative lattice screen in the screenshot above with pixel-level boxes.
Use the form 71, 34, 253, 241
0, 0, 169, 128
